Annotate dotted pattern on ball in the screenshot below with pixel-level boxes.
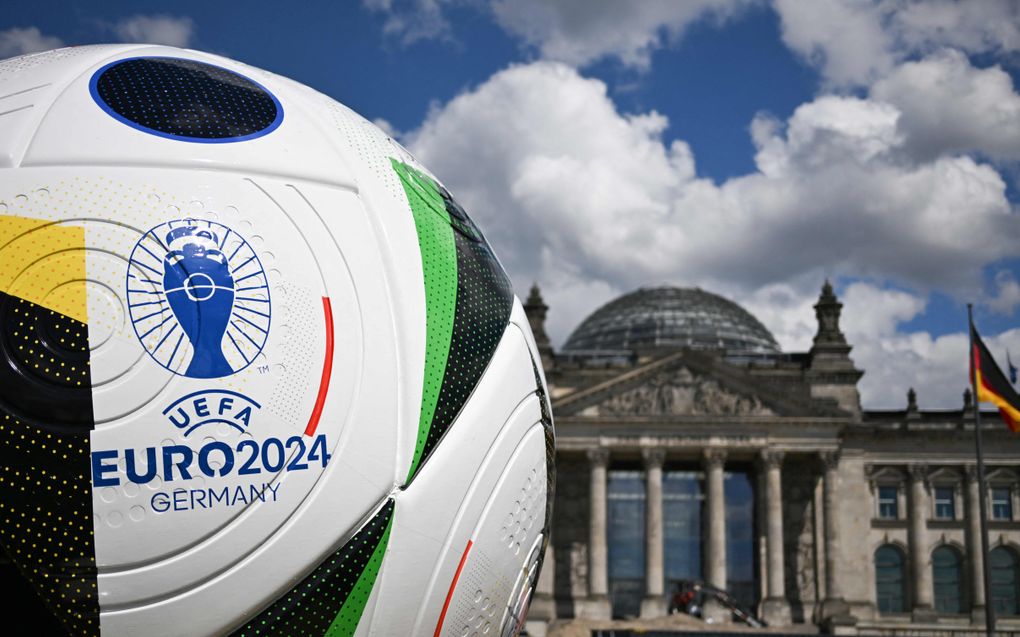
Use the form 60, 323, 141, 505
93, 58, 280, 140
498, 457, 546, 561
404, 179, 458, 478
1, 177, 211, 425
451, 548, 510, 637
231, 500, 394, 637
0, 45, 105, 78
330, 108, 504, 482
0, 412, 99, 636
448, 456, 547, 637
328, 102, 407, 203
0, 293, 94, 433
0, 218, 98, 629
392, 161, 514, 480
7, 299, 89, 387
268, 283, 315, 426
421, 229, 513, 468
452, 455, 548, 637
0, 191, 95, 432
327, 101, 453, 246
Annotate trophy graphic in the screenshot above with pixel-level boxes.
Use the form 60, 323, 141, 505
128, 218, 270, 378
162, 223, 236, 378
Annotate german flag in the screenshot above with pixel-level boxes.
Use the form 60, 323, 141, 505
971, 323, 1020, 432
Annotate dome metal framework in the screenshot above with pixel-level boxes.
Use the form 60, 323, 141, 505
562, 286, 780, 355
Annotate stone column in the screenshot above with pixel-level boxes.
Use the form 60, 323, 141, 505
965, 466, 986, 620
908, 464, 937, 621
819, 451, 854, 625
536, 541, 555, 596
526, 538, 556, 637
641, 449, 667, 618
760, 450, 791, 625
584, 448, 612, 619
703, 448, 729, 623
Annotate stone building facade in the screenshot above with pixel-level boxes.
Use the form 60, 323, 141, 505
524, 283, 1020, 635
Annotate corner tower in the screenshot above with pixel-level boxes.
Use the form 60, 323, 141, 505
806, 281, 863, 417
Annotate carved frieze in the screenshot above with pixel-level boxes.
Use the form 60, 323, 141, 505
594, 366, 775, 416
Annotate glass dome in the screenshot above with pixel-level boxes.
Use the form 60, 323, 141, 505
562, 286, 779, 355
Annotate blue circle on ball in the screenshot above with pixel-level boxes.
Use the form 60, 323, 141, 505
90, 56, 284, 143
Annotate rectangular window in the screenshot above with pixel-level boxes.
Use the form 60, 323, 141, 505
934, 486, 956, 520
725, 471, 756, 612
992, 487, 1013, 521
608, 469, 645, 619
664, 470, 703, 590
878, 485, 899, 519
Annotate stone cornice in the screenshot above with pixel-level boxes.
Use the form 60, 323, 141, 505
554, 435, 841, 456
553, 415, 852, 441
555, 414, 853, 426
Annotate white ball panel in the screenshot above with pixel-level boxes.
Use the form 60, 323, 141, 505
367, 323, 542, 636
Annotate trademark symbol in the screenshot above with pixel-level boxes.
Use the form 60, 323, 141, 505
258, 365, 270, 374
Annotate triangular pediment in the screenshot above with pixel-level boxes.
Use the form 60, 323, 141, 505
987, 467, 1019, 484
865, 465, 908, 484
552, 349, 840, 418
584, 365, 774, 417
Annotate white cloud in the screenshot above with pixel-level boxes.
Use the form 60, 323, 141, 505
850, 321, 1020, 410
403, 61, 1020, 407
362, 0, 454, 44
773, 0, 1020, 87
742, 281, 821, 352
384, 2, 1020, 409
372, 117, 402, 138
841, 282, 927, 341
114, 15, 195, 48
0, 27, 63, 59
893, 0, 1020, 57
364, 0, 754, 68
741, 99, 1015, 290
757, 281, 955, 409
773, 0, 893, 86
405, 62, 697, 339
870, 49, 1020, 162
738, 279, 1020, 409
754, 95, 903, 173
490, 0, 755, 69
405, 61, 1020, 300
365, 0, 1018, 85
988, 271, 1020, 316
745, 280, 1020, 409
853, 328, 969, 409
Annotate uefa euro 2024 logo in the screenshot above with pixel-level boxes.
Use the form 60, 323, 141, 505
127, 219, 271, 378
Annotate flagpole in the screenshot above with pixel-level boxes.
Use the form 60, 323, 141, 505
968, 303, 996, 635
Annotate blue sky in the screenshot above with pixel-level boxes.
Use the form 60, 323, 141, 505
2, 0, 1019, 408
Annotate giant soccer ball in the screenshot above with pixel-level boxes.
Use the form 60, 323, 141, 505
0, 45, 553, 637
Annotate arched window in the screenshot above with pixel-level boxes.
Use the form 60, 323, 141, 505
990, 547, 1020, 616
875, 545, 906, 613
932, 546, 963, 613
